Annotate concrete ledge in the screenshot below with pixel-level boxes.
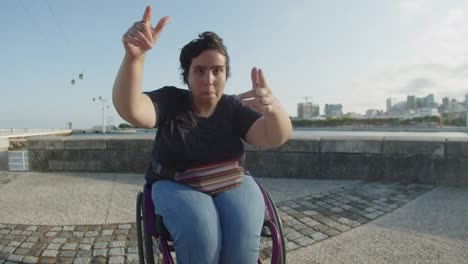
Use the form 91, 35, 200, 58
321, 136, 383, 154
383, 137, 445, 156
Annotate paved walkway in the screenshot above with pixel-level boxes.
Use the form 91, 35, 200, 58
0, 172, 467, 263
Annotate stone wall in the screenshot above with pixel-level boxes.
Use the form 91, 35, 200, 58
26, 135, 468, 187
27, 136, 154, 173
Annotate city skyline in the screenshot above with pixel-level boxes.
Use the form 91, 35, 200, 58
297, 91, 468, 118
2, 1, 468, 129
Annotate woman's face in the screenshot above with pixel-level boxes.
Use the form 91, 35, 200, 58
188, 49, 227, 108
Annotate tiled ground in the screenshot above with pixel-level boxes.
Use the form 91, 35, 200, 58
0, 182, 433, 263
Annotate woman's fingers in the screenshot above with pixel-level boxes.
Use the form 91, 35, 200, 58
123, 31, 144, 47
251, 67, 259, 89
122, 5, 170, 57
249, 104, 274, 114
152, 16, 171, 41
242, 96, 274, 107
142, 5, 152, 23
128, 25, 153, 50
258, 68, 269, 90
237, 67, 275, 114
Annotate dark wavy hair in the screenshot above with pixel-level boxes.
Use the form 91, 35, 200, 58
179, 31, 231, 85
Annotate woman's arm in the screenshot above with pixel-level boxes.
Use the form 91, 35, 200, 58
238, 68, 293, 148
112, 6, 170, 128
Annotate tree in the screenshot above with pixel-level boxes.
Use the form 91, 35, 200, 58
119, 123, 134, 129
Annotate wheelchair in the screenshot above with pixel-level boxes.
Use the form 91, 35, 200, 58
136, 178, 286, 264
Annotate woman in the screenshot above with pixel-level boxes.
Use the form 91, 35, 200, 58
113, 6, 292, 264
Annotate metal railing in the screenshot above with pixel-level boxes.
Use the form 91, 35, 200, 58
0, 128, 70, 137
1, 128, 59, 136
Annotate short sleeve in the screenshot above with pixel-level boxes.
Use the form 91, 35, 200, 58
232, 95, 263, 140
143, 86, 184, 128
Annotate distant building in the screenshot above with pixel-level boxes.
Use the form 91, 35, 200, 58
406, 93, 437, 110
416, 108, 439, 117
465, 93, 468, 108
297, 102, 319, 119
387, 101, 407, 116
324, 104, 343, 117
407, 96, 416, 110
447, 100, 466, 113
423, 94, 435, 108
386, 97, 397, 114
416, 97, 423, 109
442, 97, 449, 107
365, 109, 384, 117
345, 112, 363, 119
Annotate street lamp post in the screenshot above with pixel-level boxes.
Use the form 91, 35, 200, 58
92, 96, 109, 133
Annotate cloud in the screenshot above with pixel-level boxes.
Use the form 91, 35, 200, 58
348, 6, 468, 113
399, 0, 426, 18
447, 8, 465, 25
403, 77, 436, 93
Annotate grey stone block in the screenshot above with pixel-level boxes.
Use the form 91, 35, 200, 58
245, 151, 320, 178
446, 137, 468, 157
0, 151, 8, 171
107, 137, 153, 150
383, 137, 445, 156
321, 136, 383, 154
0, 138, 8, 170
27, 137, 64, 150
443, 157, 468, 187
381, 156, 446, 185
28, 150, 50, 171
320, 153, 384, 181
64, 139, 107, 150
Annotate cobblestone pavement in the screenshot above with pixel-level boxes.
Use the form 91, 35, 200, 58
0, 182, 433, 263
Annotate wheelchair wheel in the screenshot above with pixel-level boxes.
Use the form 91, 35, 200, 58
142, 191, 156, 264
136, 191, 145, 264
260, 185, 286, 264
137, 191, 166, 264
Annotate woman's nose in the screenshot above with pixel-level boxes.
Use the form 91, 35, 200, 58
203, 71, 214, 85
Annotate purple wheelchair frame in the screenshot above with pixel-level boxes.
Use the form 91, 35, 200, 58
138, 179, 285, 264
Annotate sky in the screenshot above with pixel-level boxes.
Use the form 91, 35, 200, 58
1, 0, 468, 129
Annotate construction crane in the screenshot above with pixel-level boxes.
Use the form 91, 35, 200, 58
296, 96, 314, 104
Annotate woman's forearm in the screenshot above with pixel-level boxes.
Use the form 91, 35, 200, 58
264, 99, 293, 147
112, 55, 155, 128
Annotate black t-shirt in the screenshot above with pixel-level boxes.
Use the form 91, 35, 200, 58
144, 86, 262, 181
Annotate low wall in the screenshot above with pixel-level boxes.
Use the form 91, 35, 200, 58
27, 136, 154, 173
27, 135, 468, 187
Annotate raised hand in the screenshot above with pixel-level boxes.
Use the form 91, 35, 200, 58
122, 6, 170, 59
237, 67, 278, 114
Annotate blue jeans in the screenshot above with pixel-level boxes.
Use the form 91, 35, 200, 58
152, 175, 265, 264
